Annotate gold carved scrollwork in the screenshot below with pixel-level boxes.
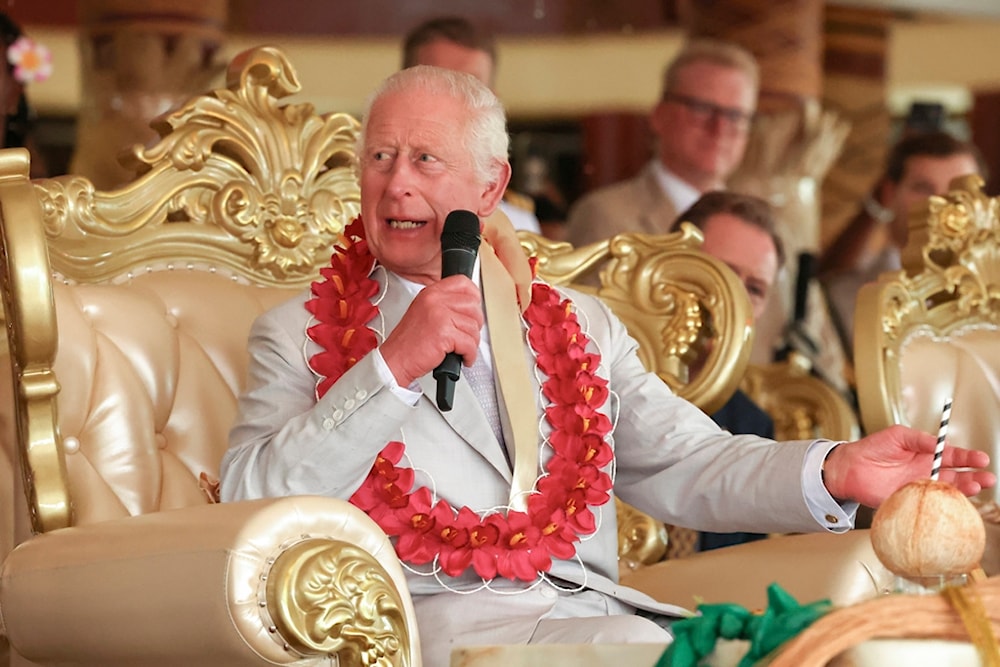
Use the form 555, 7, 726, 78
856, 174, 1000, 453
519, 224, 753, 415
903, 174, 1000, 324
519, 226, 754, 571
741, 352, 859, 442
266, 538, 412, 667
33, 46, 360, 286
616, 497, 668, 571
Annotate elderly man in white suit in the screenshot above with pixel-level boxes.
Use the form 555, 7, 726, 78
220, 66, 993, 666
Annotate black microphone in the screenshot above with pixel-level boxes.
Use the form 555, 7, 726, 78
792, 252, 815, 325
433, 210, 482, 411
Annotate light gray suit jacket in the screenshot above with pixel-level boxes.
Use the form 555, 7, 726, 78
564, 163, 679, 248
220, 265, 831, 653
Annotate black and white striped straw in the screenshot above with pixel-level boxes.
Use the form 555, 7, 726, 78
930, 397, 952, 481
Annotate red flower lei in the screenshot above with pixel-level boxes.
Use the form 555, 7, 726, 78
306, 218, 614, 581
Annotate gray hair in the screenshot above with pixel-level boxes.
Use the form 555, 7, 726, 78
357, 65, 509, 185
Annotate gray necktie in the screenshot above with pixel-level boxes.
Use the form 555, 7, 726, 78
464, 353, 506, 451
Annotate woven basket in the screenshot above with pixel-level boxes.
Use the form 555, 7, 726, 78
769, 575, 1000, 666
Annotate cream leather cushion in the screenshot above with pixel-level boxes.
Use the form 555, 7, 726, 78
899, 326, 1000, 494
52, 271, 298, 524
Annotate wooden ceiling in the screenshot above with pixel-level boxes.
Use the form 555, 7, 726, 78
5, 0, 682, 37
10, 0, 997, 41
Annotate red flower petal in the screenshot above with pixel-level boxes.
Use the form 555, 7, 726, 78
323, 228, 617, 582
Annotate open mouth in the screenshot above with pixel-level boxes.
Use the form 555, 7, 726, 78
387, 219, 427, 230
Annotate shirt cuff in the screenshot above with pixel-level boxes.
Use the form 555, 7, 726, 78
373, 348, 422, 406
803, 440, 858, 532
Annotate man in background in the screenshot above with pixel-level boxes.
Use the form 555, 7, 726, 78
820, 131, 984, 349
671, 191, 782, 553
564, 39, 758, 247
403, 15, 542, 234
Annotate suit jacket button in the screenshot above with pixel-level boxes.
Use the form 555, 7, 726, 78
322, 418, 335, 431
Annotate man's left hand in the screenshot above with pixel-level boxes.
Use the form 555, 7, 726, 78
821, 424, 996, 508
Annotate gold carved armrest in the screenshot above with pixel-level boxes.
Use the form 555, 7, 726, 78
0, 496, 420, 667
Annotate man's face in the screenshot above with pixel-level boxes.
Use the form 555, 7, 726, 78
884, 153, 980, 248
699, 213, 779, 322
650, 62, 756, 192
360, 87, 508, 285
412, 39, 494, 88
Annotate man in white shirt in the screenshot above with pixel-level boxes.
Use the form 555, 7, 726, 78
220, 65, 993, 667
564, 39, 757, 247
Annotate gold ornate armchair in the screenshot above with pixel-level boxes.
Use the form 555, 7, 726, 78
0, 47, 419, 666
519, 227, 755, 570
854, 173, 1000, 573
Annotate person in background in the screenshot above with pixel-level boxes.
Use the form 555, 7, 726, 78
820, 131, 984, 349
671, 191, 782, 552
0, 12, 52, 177
402, 14, 542, 235
564, 39, 757, 248
219, 65, 993, 666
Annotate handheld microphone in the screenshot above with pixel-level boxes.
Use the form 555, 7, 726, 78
793, 252, 815, 325
433, 210, 482, 411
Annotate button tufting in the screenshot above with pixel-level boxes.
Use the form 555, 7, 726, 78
63, 436, 80, 454
165, 314, 179, 328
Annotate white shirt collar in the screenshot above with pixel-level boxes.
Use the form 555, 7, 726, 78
649, 159, 708, 215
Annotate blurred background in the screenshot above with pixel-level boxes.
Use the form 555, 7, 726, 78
10, 0, 1000, 243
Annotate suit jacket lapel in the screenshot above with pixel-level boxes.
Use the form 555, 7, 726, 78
636, 164, 678, 235
376, 269, 514, 482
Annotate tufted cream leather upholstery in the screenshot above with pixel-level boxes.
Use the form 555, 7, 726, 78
0, 47, 421, 667
51, 275, 292, 523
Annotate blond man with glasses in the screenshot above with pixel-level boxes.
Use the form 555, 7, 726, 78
565, 39, 758, 248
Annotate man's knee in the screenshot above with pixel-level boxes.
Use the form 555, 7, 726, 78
532, 613, 671, 644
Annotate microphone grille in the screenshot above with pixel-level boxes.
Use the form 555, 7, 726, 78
441, 210, 481, 251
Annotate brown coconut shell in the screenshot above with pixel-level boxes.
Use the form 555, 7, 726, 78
870, 478, 985, 578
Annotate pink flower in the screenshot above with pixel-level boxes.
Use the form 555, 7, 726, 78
7, 36, 52, 85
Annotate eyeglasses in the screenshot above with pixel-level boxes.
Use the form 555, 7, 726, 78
662, 93, 754, 131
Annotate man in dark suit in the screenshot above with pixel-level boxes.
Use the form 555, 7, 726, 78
673, 191, 782, 551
